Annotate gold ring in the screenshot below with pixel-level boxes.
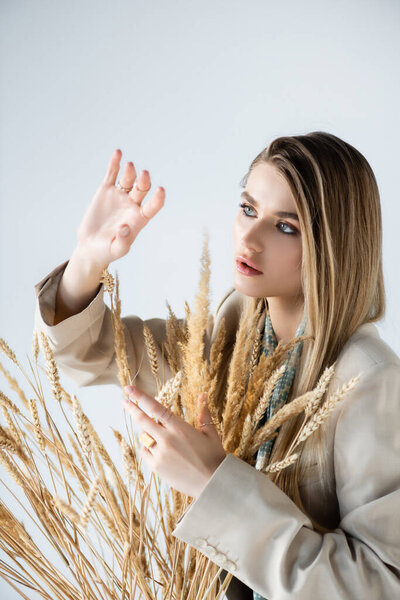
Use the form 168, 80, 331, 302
140, 432, 156, 448
116, 181, 133, 193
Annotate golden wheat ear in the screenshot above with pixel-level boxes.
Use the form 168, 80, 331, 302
100, 268, 132, 389
180, 230, 213, 428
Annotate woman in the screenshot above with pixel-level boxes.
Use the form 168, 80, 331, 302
33, 133, 400, 599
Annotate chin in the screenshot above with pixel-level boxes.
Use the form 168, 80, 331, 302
233, 276, 264, 298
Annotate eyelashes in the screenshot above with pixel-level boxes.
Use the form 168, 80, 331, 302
237, 202, 298, 235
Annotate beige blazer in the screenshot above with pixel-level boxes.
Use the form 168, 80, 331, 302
33, 259, 400, 600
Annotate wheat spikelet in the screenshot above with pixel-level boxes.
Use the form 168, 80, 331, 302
172, 488, 184, 524
247, 390, 316, 457
251, 363, 287, 429
96, 501, 123, 541
53, 496, 80, 525
304, 361, 337, 418
235, 413, 253, 459
264, 452, 299, 473
71, 394, 91, 461
0, 339, 19, 366
184, 299, 191, 323
101, 477, 128, 540
100, 268, 115, 294
80, 475, 100, 528
67, 432, 88, 474
61, 446, 90, 493
104, 463, 119, 488
88, 427, 113, 468
234, 365, 285, 458
143, 324, 161, 389
0, 362, 30, 409
102, 269, 132, 389
120, 436, 134, 482
0, 426, 28, 461
164, 302, 187, 375
28, 398, 46, 452
243, 335, 312, 422
222, 300, 262, 451
1, 405, 20, 443
113, 273, 132, 388
295, 375, 361, 447
0, 391, 21, 415
165, 301, 187, 341
59, 385, 73, 407
39, 332, 63, 403
155, 370, 182, 409
32, 330, 39, 363
113, 429, 145, 488
206, 316, 227, 434
180, 232, 212, 426
0, 449, 26, 487
248, 328, 263, 379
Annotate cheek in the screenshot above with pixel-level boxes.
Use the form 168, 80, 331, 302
284, 242, 302, 273
267, 238, 302, 279
232, 219, 243, 249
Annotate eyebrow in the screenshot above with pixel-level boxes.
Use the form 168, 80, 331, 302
240, 190, 299, 221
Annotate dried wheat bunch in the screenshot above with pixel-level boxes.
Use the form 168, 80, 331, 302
0, 231, 360, 599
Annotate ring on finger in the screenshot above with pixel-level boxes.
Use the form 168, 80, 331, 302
116, 180, 133, 193
132, 181, 151, 194
155, 406, 171, 426
140, 431, 156, 448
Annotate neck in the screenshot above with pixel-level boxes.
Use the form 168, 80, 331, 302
265, 295, 305, 344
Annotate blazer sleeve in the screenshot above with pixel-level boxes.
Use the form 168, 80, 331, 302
172, 361, 400, 599
33, 259, 232, 396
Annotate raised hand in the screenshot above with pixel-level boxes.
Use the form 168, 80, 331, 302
76, 148, 166, 269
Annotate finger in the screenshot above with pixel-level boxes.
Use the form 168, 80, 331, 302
122, 396, 166, 439
128, 170, 151, 205
198, 394, 218, 435
140, 188, 166, 220
117, 161, 137, 191
103, 148, 122, 186
123, 385, 177, 430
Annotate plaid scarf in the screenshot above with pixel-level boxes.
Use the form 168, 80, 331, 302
252, 304, 307, 600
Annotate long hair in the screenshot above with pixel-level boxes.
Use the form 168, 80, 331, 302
239, 131, 385, 530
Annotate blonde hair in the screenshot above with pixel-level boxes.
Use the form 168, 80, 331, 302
239, 131, 385, 531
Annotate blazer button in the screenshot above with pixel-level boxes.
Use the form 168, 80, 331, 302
224, 559, 237, 571
214, 552, 226, 562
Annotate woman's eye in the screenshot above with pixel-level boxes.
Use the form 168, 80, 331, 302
277, 221, 297, 235
238, 202, 297, 235
238, 202, 255, 217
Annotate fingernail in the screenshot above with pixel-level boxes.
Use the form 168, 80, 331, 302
120, 225, 130, 237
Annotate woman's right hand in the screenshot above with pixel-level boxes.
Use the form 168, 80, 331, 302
76, 148, 165, 270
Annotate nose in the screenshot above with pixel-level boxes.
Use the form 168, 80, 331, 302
239, 223, 264, 254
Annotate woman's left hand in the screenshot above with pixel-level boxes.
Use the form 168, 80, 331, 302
122, 385, 227, 499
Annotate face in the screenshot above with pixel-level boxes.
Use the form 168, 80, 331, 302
233, 161, 303, 299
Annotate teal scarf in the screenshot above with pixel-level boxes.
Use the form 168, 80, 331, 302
252, 303, 307, 600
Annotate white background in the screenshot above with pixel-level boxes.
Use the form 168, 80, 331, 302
0, 1, 399, 598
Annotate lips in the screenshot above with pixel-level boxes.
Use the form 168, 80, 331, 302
236, 256, 263, 273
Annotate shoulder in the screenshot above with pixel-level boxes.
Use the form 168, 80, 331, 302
211, 287, 246, 336
332, 322, 400, 392
214, 286, 245, 315
338, 321, 400, 370
322, 322, 400, 432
